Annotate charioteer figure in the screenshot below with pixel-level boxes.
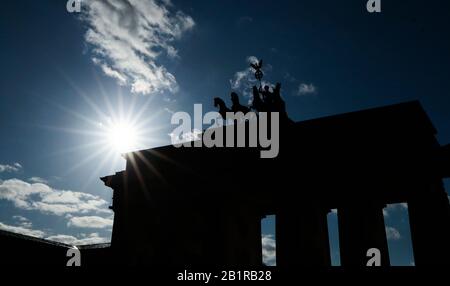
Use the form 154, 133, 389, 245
214, 58, 293, 124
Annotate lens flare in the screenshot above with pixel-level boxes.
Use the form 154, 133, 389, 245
106, 120, 138, 153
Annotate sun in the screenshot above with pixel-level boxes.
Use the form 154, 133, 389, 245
106, 120, 138, 153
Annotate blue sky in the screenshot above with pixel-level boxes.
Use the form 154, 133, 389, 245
0, 0, 449, 265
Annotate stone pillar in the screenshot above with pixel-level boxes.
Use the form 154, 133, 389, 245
221, 208, 263, 266
276, 206, 331, 267
203, 206, 228, 266
338, 203, 390, 267
408, 180, 450, 265
244, 213, 263, 265
240, 212, 263, 265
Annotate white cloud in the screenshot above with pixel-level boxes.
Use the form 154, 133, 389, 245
230, 56, 270, 98
163, 107, 175, 114
92, 57, 127, 85
12, 215, 28, 222
12, 215, 33, 228
161, 0, 173, 7
262, 234, 276, 266
0, 163, 22, 173
46, 233, 109, 245
387, 203, 408, 210
297, 83, 317, 95
0, 179, 111, 216
68, 216, 113, 229
0, 221, 46, 238
28, 177, 48, 184
0, 215, 110, 245
81, 0, 194, 95
1, 217, 110, 246
247, 56, 259, 65
284, 72, 297, 83
230, 69, 252, 90
384, 203, 409, 217
386, 226, 401, 240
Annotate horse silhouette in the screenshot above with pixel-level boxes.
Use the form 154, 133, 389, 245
231, 92, 251, 114
251, 86, 265, 112
214, 97, 232, 119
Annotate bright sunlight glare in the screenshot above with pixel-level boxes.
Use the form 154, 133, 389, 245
106, 120, 138, 153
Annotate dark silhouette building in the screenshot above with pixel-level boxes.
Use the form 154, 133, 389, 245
2, 101, 447, 267
0, 229, 111, 265
102, 101, 450, 267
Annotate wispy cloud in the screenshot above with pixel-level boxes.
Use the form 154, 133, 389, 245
81, 0, 195, 95
230, 56, 273, 98
46, 233, 108, 245
0, 218, 110, 246
283, 72, 297, 83
163, 107, 175, 114
46, 233, 109, 245
230, 57, 257, 91
0, 163, 22, 173
0, 221, 45, 238
297, 83, 317, 95
28, 177, 48, 184
67, 215, 113, 229
0, 178, 111, 216
384, 203, 408, 217
386, 226, 401, 240
12, 215, 33, 228
262, 234, 276, 266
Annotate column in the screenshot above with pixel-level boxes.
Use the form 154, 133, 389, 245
221, 207, 263, 266
338, 203, 390, 267
408, 180, 450, 265
276, 206, 331, 267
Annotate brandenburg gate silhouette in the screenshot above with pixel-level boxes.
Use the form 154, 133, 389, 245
101, 101, 450, 267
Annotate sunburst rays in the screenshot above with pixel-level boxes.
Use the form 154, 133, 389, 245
37, 69, 173, 193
